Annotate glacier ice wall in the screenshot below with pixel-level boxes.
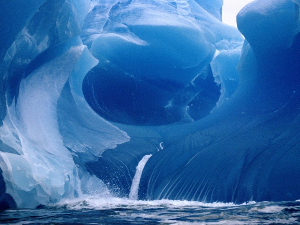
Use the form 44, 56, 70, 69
0, 0, 129, 208
138, 0, 300, 203
0, 0, 300, 209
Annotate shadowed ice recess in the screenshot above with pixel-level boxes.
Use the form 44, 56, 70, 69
0, 0, 300, 209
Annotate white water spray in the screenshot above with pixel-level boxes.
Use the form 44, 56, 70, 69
129, 154, 152, 200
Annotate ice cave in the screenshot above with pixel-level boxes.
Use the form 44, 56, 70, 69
0, 0, 300, 209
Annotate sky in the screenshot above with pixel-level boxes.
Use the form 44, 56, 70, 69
222, 0, 255, 27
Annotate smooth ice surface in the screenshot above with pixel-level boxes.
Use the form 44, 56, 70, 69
82, 0, 243, 126
0, 0, 300, 209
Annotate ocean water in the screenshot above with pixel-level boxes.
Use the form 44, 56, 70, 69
1, 197, 300, 224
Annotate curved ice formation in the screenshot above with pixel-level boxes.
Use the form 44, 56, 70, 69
0, 0, 300, 209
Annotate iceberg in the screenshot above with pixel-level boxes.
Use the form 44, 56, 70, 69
0, 0, 300, 209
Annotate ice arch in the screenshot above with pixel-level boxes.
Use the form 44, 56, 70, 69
1, 0, 300, 209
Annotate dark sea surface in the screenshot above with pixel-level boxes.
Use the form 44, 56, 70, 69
1, 198, 300, 224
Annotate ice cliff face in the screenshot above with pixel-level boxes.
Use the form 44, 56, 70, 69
0, 0, 300, 209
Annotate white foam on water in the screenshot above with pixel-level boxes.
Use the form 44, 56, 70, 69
250, 205, 285, 213
55, 195, 247, 210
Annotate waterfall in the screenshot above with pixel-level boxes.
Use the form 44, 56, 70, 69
129, 154, 152, 200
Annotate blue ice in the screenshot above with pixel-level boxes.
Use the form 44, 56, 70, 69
0, 0, 300, 209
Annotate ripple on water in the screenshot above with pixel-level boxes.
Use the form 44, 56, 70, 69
1, 198, 300, 224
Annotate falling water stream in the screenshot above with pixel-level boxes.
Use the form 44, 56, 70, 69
129, 154, 153, 200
